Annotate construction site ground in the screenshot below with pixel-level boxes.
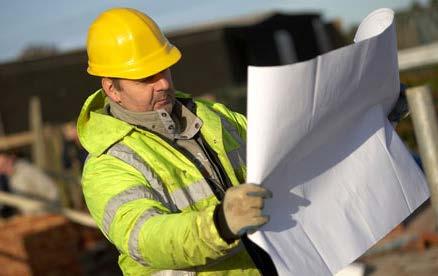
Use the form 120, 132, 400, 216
359, 200, 438, 276
0, 200, 436, 275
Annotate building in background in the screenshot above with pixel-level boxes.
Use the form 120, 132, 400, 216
0, 11, 345, 134
395, 1, 438, 49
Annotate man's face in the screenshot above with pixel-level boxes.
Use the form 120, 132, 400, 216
104, 69, 175, 113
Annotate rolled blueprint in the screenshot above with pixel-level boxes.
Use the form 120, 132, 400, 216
247, 8, 429, 275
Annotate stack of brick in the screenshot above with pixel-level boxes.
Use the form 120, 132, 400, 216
0, 214, 82, 276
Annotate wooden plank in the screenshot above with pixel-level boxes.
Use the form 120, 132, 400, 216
0, 122, 74, 151
398, 42, 438, 71
29, 97, 47, 169
0, 191, 96, 228
0, 131, 34, 150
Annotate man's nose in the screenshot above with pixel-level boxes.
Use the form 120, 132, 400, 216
154, 72, 170, 91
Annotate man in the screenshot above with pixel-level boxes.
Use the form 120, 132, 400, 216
79, 8, 273, 275
80, 8, 409, 275
0, 152, 59, 212
62, 121, 87, 172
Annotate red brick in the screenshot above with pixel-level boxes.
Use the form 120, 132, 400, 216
0, 215, 82, 276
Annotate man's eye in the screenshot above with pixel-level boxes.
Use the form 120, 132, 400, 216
138, 70, 165, 83
139, 76, 154, 83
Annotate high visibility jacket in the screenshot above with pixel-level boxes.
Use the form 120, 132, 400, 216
77, 90, 260, 275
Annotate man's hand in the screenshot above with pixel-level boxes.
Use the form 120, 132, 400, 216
215, 184, 272, 242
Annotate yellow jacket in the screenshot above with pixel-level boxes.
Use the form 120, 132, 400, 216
77, 90, 259, 275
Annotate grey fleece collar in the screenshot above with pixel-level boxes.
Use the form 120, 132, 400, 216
108, 98, 203, 140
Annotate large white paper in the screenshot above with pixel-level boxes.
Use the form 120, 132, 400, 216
246, 8, 429, 275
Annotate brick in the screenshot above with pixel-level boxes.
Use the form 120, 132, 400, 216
0, 215, 82, 276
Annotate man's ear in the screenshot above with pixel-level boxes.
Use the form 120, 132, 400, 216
101, 78, 121, 103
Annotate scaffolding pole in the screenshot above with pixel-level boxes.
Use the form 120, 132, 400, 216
406, 85, 438, 229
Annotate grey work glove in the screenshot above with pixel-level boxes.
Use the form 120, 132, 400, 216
214, 183, 272, 243
388, 83, 409, 123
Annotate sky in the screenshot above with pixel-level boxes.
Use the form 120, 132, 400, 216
0, 0, 429, 63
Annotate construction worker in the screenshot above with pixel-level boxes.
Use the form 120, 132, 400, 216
78, 8, 274, 275
79, 8, 410, 275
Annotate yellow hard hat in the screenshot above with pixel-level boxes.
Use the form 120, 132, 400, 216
86, 8, 181, 79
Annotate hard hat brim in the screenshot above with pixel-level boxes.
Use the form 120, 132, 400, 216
87, 44, 181, 80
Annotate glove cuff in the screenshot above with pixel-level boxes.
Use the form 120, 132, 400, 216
213, 203, 238, 244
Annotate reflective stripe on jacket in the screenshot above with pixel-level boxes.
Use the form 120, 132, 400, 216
77, 90, 258, 275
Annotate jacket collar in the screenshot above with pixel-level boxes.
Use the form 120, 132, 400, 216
77, 89, 200, 156
77, 89, 134, 156
108, 98, 203, 141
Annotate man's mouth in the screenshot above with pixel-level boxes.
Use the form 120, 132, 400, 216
155, 96, 171, 107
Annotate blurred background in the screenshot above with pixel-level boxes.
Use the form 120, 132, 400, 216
0, 0, 437, 275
